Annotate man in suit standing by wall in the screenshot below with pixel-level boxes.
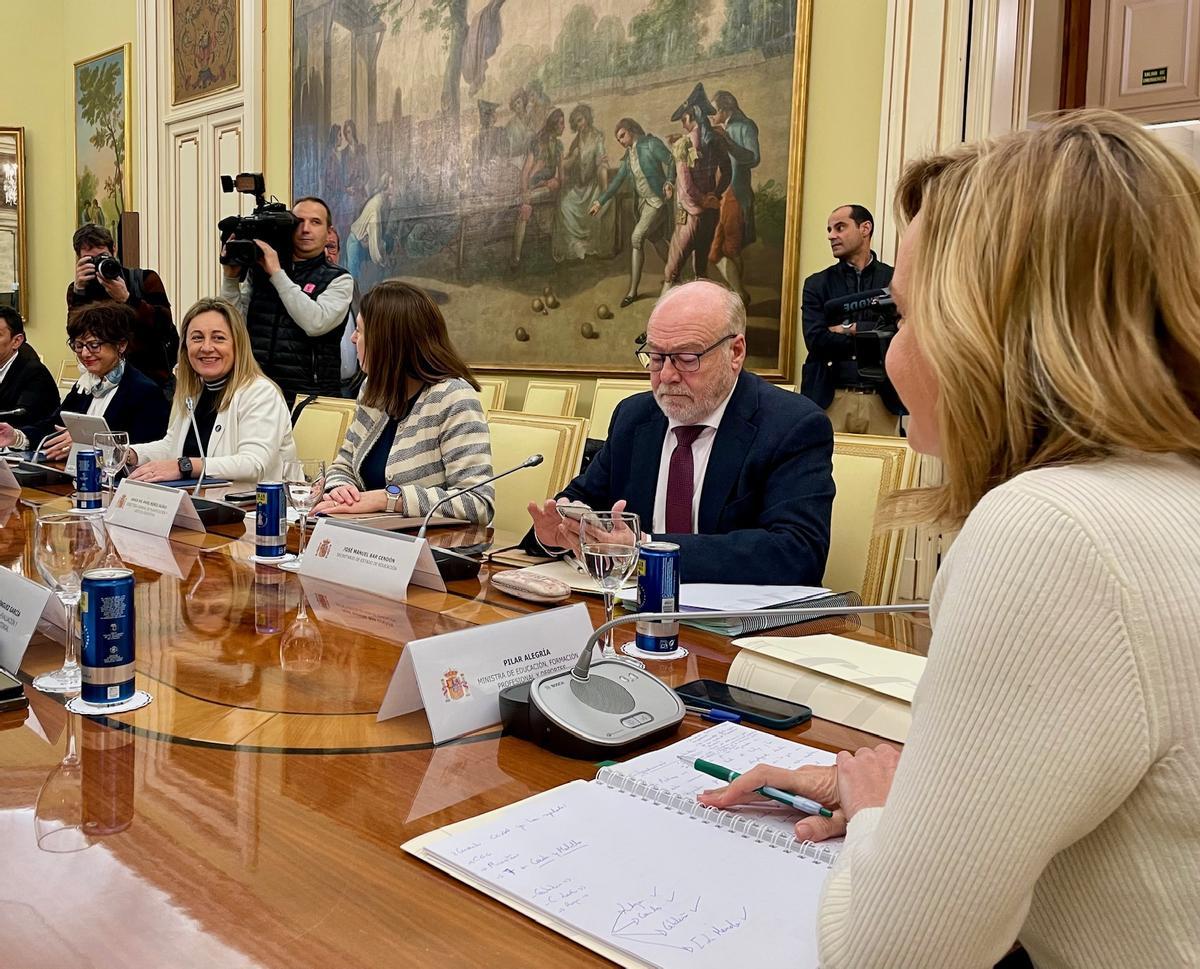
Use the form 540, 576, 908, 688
526, 280, 834, 585
800, 204, 902, 434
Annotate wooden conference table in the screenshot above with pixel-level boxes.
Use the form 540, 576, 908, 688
0, 480, 930, 969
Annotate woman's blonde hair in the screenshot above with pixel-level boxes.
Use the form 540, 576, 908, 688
884, 109, 1200, 528
172, 297, 268, 421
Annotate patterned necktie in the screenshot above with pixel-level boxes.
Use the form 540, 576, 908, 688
665, 425, 705, 534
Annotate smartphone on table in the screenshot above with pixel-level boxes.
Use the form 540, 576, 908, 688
675, 679, 811, 729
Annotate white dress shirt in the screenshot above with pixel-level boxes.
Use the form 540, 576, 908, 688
651, 382, 737, 534
0, 349, 17, 388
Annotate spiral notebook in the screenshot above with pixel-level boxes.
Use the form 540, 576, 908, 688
403, 724, 839, 969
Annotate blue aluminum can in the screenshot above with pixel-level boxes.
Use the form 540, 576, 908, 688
75, 448, 102, 511
635, 541, 680, 653
80, 568, 136, 705
255, 482, 287, 558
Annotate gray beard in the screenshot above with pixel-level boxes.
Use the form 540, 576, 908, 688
654, 373, 736, 425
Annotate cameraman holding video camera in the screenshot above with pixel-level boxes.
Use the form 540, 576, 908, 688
800, 204, 903, 435
68, 224, 177, 395
219, 177, 353, 407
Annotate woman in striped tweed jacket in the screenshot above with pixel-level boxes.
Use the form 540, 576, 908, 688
312, 280, 493, 524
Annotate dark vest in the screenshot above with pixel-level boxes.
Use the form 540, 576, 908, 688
246, 253, 348, 400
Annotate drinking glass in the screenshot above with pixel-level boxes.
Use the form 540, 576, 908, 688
279, 459, 326, 572
279, 590, 324, 673
93, 431, 129, 506
34, 714, 92, 853
579, 511, 641, 663
32, 512, 107, 694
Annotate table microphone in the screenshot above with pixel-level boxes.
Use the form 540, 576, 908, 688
184, 396, 207, 497
416, 453, 544, 539
522, 602, 931, 759
0, 407, 27, 419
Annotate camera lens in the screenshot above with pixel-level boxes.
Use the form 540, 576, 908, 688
94, 255, 122, 280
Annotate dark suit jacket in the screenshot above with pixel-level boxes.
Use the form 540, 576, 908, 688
0, 343, 60, 445
534, 370, 835, 585
58, 364, 170, 446
800, 254, 902, 411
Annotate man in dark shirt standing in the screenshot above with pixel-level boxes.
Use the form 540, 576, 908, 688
800, 204, 901, 435
67, 224, 177, 396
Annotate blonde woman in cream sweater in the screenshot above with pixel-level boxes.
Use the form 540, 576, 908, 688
702, 111, 1200, 968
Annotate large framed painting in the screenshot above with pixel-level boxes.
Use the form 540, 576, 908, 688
172, 0, 240, 105
291, 0, 811, 377
74, 45, 132, 231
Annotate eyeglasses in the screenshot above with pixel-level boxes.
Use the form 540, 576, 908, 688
635, 333, 736, 373
67, 339, 107, 354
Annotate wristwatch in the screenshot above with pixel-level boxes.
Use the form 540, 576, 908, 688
841, 321, 853, 333
177, 457, 194, 478
385, 482, 402, 513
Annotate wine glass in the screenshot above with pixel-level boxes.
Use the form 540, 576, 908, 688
279, 590, 324, 673
579, 511, 642, 664
34, 714, 92, 853
32, 512, 107, 694
93, 431, 129, 506
279, 459, 326, 572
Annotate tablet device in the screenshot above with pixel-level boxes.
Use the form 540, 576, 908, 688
58, 410, 114, 475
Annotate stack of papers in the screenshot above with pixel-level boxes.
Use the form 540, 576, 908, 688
618, 583, 831, 633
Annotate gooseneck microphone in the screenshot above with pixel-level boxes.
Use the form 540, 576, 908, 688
0, 407, 27, 419
522, 602, 931, 760
184, 396, 207, 497
416, 453, 544, 539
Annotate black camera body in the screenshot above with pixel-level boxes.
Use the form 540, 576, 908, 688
89, 253, 123, 281
218, 172, 297, 269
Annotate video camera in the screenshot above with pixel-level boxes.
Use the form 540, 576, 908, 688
217, 173, 297, 269
822, 287, 900, 384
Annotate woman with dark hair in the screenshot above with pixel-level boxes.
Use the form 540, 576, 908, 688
42, 301, 170, 459
313, 280, 494, 523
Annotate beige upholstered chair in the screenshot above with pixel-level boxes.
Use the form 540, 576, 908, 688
475, 377, 509, 412
58, 377, 77, 401
587, 378, 650, 438
777, 383, 796, 392
290, 396, 357, 464
824, 432, 919, 604
484, 411, 589, 536
522, 379, 580, 417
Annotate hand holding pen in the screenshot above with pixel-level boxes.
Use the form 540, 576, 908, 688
693, 744, 902, 843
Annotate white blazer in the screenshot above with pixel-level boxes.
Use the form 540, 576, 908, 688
135, 377, 298, 483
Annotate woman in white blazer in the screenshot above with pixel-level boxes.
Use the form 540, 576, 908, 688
128, 298, 296, 484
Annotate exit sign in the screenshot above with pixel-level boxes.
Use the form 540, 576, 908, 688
1142, 67, 1168, 85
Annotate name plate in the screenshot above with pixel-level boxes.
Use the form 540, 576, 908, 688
105, 479, 205, 538
0, 459, 19, 496
0, 567, 53, 674
301, 517, 445, 597
377, 602, 594, 744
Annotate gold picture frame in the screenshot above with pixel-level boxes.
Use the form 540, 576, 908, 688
172, 0, 241, 105
290, 1, 812, 379
73, 44, 132, 230
0, 127, 28, 317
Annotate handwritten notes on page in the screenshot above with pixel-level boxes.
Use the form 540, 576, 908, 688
424, 778, 826, 969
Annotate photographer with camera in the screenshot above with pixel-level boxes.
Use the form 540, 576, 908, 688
218, 175, 353, 407
67, 224, 177, 395
800, 204, 902, 435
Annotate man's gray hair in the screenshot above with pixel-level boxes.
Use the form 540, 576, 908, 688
651, 280, 746, 337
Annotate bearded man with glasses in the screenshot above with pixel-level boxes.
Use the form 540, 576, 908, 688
525, 280, 834, 584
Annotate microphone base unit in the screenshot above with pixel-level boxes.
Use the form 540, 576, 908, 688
191, 496, 248, 528
430, 543, 489, 582
519, 659, 686, 759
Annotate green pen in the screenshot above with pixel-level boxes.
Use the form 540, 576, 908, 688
680, 755, 834, 818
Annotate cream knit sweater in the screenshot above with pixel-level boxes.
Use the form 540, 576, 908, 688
817, 454, 1200, 969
